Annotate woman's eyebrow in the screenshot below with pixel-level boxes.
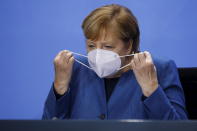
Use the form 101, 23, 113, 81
87, 41, 95, 45
87, 40, 114, 45
95, 40, 113, 45
87, 40, 95, 43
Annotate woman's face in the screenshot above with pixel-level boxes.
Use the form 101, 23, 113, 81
86, 32, 133, 77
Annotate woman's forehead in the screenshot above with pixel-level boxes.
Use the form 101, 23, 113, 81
87, 39, 114, 44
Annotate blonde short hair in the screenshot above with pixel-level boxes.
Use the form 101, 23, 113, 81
82, 4, 140, 52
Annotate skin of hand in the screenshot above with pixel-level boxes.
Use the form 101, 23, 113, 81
53, 50, 74, 95
130, 51, 159, 97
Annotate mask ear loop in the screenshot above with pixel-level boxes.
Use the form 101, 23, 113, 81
119, 54, 135, 58
118, 54, 135, 70
70, 52, 92, 69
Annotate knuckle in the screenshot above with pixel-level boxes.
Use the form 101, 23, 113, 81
54, 58, 62, 65
134, 55, 138, 60
146, 61, 153, 67
54, 60, 60, 65
62, 50, 69, 55
70, 57, 74, 61
63, 50, 68, 53
54, 57, 59, 63
67, 52, 72, 57
59, 50, 65, 55
144, 51, 150, 54
139, 52, 144, 56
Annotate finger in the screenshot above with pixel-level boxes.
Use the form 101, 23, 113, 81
133, 53, 140, 65
65, 51, 73, 58
144, 51, 155, 69
61, 51, 71, 63
138, 52, 145, 64
130, 59, 136, 69
59, 50, 68, 56
55, 50, 65, 60
68, 56, 75, 65
132, 57, 137, 67
57, 50, 68, 62
54, 50, 65, 63
66, 52, 73, 63
153, 65, 157, 72
144, 51, 152, 61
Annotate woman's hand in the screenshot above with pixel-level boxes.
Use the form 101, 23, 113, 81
53, 50, 74, 95
130, 51, 158, 97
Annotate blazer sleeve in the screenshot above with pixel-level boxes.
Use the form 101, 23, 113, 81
142, 60, 188, 120
42, 83, 71, 119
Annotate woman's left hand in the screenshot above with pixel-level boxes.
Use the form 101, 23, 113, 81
130, 51, 158, 97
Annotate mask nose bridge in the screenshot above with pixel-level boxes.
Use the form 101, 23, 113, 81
95, 49, 101, 65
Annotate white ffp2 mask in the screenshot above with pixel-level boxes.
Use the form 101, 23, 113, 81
71, 49, 134, 78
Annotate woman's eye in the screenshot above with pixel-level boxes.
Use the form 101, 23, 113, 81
88, 44, 95, 48
105, 45, 113, 49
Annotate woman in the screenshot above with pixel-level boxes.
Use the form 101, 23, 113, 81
42, 4, 187, 120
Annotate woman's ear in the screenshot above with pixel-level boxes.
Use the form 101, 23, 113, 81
125, 40, 133, 54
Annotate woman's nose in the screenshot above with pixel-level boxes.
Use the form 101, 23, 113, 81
95, 43, 104, 49
96, 47, 103, 49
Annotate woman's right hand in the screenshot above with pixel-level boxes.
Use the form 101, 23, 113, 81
53, 50, 74, 95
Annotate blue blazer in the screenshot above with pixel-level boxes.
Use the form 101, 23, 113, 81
42, 55, 187, 120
